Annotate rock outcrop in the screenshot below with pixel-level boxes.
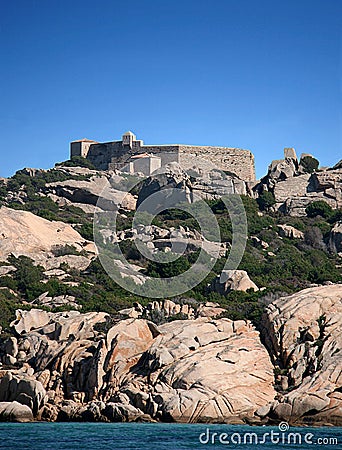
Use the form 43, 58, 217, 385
44, 171, 136, 212
0, 371, 46, 415
125, 318, 275, 423
0, 310, 276, 424
277, 224, 304, 239
137, 162, 251, 206
211, 270, 259, 294
119, 299, 225, 321
0, 284, 341, 425
137, 162, 193, 208
261, 284, 342, 425
0, 401, 33, 422
254, 149, 342, 216
0, 206, 96, 269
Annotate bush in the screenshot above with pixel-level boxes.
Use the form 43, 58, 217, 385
56, 156, 96, 170
77, 222, 94, 240
329, 209, 342, 224
8, 256, 45, 301
257, 191, 276, 211
146, 256, 191, 278
51, 244, 81, 257
300, 155, 319, 173
0, 290, 24, 331
306, 201, 333, 219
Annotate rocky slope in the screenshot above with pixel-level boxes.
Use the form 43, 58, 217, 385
0, 157, 341, 425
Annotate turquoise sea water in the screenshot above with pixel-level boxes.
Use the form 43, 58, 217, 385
0, 423, 340, 450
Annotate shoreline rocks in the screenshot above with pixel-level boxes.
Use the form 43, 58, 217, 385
0, 285, 341, 426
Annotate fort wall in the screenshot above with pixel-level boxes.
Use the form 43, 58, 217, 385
70, 133, 256, 181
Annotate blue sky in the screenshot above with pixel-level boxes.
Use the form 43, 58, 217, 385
0, 0, 341, 179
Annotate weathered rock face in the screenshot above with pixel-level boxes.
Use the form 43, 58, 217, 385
137, 163, 193, 208
0, 371, 46, 415
0, 206, 96, 269
277, 224, 304, 239
261, 284, 342, 425
211, 270, 259, 294
12, 309, 109, 340
271, 171, 340, 216
127, 318, 276, 423
137, 162, 250, 206
1, 285, 341, 425
1, 310, 276, 423
268, 158, 298, 185
254, 157, 342, 216
44, 172, 136, 212
10, 309, 51, 335
0, 401, 33, 422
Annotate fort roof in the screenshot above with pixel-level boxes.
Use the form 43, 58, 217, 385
71, 138, 98, 143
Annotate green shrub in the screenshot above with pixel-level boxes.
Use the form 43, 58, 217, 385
8, 256, 45, 301
55, 156, 96, 170
329, 209, 342, 224
146, 256, 191, 278
306, 201, 333, 219
77, 222, 94, 240
51, 244, 81, 257
257, 191, 276, 211
300, 155, 319, 173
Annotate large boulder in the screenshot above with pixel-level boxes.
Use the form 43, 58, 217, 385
11, 309, 50, 335
261, 284, 342, 425
45, 174, 136, 211
211, 270, 259, 294
0, 401, 33, 422
0, 371, 46, 415
104, 319, 157, 382
277, 224, 304, 239
0, 206, 96, 268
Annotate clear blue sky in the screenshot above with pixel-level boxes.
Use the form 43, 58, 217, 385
1, 0, 341, 179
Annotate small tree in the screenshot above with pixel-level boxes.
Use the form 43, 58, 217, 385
306, 201, 333, 219
257, 191, 276, 211
300, 155, 319, 173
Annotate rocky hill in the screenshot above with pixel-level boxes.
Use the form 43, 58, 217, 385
0, 155, 341, 425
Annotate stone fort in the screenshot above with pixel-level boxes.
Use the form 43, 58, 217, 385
70, 131, 256, 181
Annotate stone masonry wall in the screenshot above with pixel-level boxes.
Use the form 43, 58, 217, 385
80, 141, 256, 181
179, 146, 255, 181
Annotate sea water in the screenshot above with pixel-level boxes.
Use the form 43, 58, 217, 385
0, 423, 340, 450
